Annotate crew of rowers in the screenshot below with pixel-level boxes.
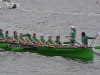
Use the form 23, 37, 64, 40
0, 26, 96, 48
0, 29, 63, 48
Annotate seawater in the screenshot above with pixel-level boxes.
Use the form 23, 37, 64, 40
0, 0, 100, 75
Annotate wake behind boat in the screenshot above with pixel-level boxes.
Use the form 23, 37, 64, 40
0, 0, 19, 9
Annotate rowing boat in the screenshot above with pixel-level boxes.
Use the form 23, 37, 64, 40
0, 43, 94, 60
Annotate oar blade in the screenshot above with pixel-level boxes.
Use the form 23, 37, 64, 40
94, 46, 100, 49
63, 42, 70, 44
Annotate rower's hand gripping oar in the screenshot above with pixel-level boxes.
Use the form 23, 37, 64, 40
73, 41, 87, 48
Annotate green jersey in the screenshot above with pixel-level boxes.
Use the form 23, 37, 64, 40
70, 30, 76, 41
39, 38, 45, 43
27, 36, 33, 41
13, 36, 19, 41
46, 40, 53, 44
54, 39, 62, 45
4, 35, 10, 39
81, 36, 95, 47
0, 33, 4, 38
33, 37, 38, 41
19, 37, 24, 41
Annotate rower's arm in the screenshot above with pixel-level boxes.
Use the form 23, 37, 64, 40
87, 36, 95, 39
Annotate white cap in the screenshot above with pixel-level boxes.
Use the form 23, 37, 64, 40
40, 34, 44, 36
70, 26, 75, 28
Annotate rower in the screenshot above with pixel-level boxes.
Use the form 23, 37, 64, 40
0, 29, 4, 38
46, 36, 54, 47
18, 33, 25, 44
0, 29, 5, 42
39, 34, 46, 46
5, 31, 10, 39
65, 26, 76, 48
32, 33, 42, 46
26, 33, 33, 44
27, 33, 33, 41
81, 32, 96, 47
4, 31, 10, 42
12, 31, 19, 43
54, 36, 63, 48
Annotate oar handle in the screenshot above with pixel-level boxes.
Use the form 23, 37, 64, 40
89, 34, 98, 47
65, 37, 86, 48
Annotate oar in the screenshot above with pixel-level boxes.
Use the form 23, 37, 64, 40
93, 46, 100, 49
89, 34, 98, 47
90, 31, 100, 47
73, 41, 87, 48
70, 40, 100, 56
74, 42, 100, 56
87, 47, 100, 56
65, 37, 100, 56
91, 46, 100, 56
63, 42, 70, 44
65, 37, 86, 48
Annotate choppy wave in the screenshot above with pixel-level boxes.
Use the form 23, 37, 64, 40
17, 8, 100, 17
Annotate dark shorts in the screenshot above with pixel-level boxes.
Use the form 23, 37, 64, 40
70, 40, 75, 43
